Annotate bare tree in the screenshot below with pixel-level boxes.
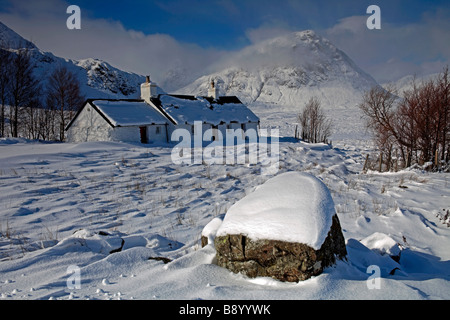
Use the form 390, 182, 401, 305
9, 46, 40, 138
0, 47, 12, 137
359, 85, 403, 166
297, 97, 332, 144
436, 66, 450, 162
45, 66, 84, 141
360, 66, 450, 170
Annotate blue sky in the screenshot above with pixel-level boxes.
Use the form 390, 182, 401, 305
0, 0, 449, 84
58, 0, 450, 49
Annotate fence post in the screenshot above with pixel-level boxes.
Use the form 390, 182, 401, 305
378, 153, 383, 172
435, 149, 439, 169
394, 149, 398, 172
363, 154, 369, 172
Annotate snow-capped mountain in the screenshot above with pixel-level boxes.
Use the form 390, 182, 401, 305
0, 21, 36, 50
382, 73, 440, 98
179, 30, 380, 110
0, 21, 145, 99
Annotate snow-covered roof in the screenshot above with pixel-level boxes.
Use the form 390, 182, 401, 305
150, 94, 259, 125
216, 171, 336, 250
66, 94, 259, 131
90, 100, 168, 127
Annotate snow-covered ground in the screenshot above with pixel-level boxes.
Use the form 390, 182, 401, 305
0, 108, 449, 300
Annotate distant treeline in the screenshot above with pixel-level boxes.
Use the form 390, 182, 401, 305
359, 67, 450, 170
0, 44, 84, 141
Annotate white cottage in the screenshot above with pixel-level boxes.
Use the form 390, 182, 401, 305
65, 77, 259, 144
65, 99, 169, 143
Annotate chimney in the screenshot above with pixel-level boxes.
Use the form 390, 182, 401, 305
141, 75, 158, 103
208, 79, 219, 100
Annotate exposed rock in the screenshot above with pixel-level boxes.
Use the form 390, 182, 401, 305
148, 256, 172, 264
211, 172, 347, 282
201, 236, 208, 248
214, 214, 346, 282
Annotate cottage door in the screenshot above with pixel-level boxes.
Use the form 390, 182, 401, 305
139, 126, 148, 144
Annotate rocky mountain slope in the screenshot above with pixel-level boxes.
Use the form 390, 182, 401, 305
0, 21, 145, 99
179, 30, 380, 110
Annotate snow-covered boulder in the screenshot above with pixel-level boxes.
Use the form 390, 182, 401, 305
360, 232, 402, 262
213, 172, 347, 282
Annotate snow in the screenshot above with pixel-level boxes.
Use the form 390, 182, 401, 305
215, 172, 335, 249
1, 23, 450, 302
1, 132, 449, 300
180, 30, 379, 110
0, 21, 37, 50
360, 232, 402, 258
0, 22, 145, 100
158, 95, 259, 125
92, 100, 168, 126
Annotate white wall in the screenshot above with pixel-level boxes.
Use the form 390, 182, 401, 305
67, 104, 169, 144
111, 126, 139, 142
66, 104, 113, 143
112, 125, 168, 144
147, 124, 168, 143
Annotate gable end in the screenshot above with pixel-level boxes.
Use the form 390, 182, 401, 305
65, 100, 116, 131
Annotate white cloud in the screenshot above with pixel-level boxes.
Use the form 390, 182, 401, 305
0, 0, 224, 90
1, 0, 448, 87
322, 13, 450, 82
242, 11, 450, 83
245, 24, 293, 44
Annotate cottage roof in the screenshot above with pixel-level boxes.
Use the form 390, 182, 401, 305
92, 100, 168, 126
66, 94, 259, 132
150, 94, 259, 126
65, 99, 168, 130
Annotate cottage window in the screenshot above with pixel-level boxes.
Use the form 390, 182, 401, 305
156, 126, 161, 134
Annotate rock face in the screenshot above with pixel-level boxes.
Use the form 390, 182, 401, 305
214, 214, 346, 282
211, 172, 347, 282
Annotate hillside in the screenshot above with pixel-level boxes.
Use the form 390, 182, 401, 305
179, 31, 380, 110
177, 30, 382, 142
0, 21, 145, 99
382, 73, 440, 97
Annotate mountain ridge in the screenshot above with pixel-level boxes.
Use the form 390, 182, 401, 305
178, 30, 381, 110
0, 21, 145, 99
0, 22, 382, 108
